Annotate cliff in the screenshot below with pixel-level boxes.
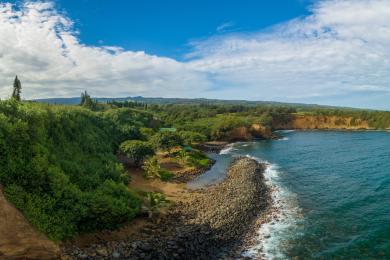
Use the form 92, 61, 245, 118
273, 114, 371, 130
221, 114, 372, 142
227, 124, 274, 141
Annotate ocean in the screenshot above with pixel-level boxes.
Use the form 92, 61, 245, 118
189, 130, 390, 259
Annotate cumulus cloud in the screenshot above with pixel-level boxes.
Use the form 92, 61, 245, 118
187, 0, 390, 108
1, 0, 390, 109
0, 1, 210, 99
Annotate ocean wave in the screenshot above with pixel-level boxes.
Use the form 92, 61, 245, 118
275, 129, 295, 133
219, 144, 237, 155
242, 157, 302, 259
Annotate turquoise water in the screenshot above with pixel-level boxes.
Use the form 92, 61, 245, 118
190, 131, 390, 259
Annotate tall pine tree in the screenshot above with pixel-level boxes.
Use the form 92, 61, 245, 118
80, 90, 96, 109
12, 75, 22, 101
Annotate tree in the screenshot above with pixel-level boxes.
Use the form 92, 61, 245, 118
179, 130, 207, 145
80, 90, 96, 109
12, 76, 22, 101
119, 140, 155, 166
150, 132, 183, 153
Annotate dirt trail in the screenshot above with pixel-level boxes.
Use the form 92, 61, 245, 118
0, 188, 59, 259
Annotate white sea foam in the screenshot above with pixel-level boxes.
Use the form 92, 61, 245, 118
278, 137, 289, 141
219, 144, 236, 155
242, 156, 302, 259
275, 129, 295, 134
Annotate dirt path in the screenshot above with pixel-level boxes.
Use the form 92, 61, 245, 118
0, 188, 59, 259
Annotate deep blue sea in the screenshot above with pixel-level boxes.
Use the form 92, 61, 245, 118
189, 130, 390, 259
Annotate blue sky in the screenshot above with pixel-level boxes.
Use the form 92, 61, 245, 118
1, 0, 390, 109
56, 0, 312, 58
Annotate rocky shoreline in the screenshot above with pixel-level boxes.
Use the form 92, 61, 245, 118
62, 157, 271, 259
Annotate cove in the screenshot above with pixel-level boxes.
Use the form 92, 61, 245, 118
190, 130, 390, 258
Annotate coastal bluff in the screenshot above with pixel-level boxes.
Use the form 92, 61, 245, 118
273, 114, 371, 130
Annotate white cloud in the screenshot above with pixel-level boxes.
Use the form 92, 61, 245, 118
1, 1, 390, 109
216, 21, 235, 33
0, 1, 210, 99
187, 0, 390, 109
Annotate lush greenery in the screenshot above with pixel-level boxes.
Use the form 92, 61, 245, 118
119, 140, 154, 166
142, 156, 174, 180
0, 100, 153, 240
150, 131, 184, 152
2, 94, 390, 242
173, 149, 212, 169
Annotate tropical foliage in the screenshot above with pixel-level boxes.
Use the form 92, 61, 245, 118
119, 140, 154, 166
0, 100, 151, 240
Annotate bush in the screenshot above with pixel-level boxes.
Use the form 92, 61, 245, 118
142, 156, 161, 179
186, 150, 212, 168
119, 140, 155, 166
144, 192, 169, 217
150, 131, 183, 152
142, 156, 173, 181
159, 170, 174, 181
81, 180, 141, 231
139, 127, 155, 141
179, 130, 207, 145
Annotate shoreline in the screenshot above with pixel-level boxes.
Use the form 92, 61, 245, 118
62, 157, 272, 259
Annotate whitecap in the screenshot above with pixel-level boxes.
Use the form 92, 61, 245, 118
219, 144, 237, 155
242, 161, 302, 259
275, 129, 295, 134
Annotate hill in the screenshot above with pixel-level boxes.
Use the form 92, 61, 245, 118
34, 96, 345, 110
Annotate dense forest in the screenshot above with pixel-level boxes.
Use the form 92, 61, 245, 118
1, 90, 390, 242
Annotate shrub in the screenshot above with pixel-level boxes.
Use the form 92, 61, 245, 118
144, 192, 169, 217
142, 156, 161, 179
159, 170, 174, 181
81, 180, 141, 231
179, 130, 207, 145
186, 150, 212, 168
141, 156, 173, 181
119, 140, 155, 166
139, 127, 155, 140
150, 131, 183, 152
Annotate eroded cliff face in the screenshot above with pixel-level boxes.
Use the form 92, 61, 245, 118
226, 115, 372, 141
273, 114, 371, 130
227, 124, 274, 141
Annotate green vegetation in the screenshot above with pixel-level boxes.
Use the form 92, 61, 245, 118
119, 140, 154, 166
179, 130, 207, 145
141, 156, 171, 180
80, 90, 97, 110
150, 131, 184, 152
12, 76, 22, 101
174, 149, 212, 169
0, 100, 151, 240
144, 192, 169, 217
2, 85, 390, 243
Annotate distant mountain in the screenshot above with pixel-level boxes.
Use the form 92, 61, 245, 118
34, 96, 336, 109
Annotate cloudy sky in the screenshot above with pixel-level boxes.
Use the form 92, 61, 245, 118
1, 0, 390, 109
